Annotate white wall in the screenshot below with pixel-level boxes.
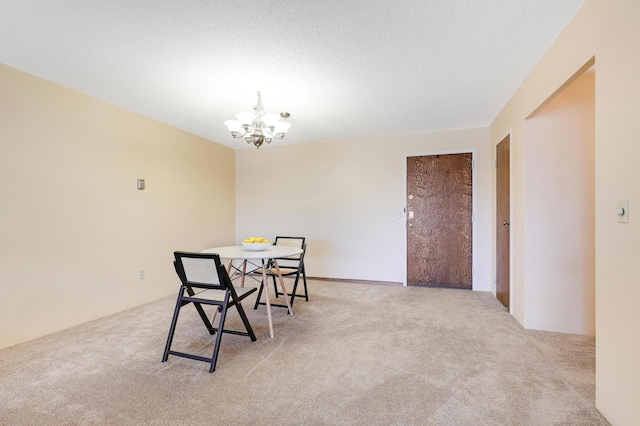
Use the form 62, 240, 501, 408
236, 128, 492, 290
524, 70, 595, 336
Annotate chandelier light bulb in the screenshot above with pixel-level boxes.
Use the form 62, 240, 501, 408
236, 112, 256, 126
274, 121, 291, 136
224, 120, 242, 135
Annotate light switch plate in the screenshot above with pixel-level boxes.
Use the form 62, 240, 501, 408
618, 200, 629, 223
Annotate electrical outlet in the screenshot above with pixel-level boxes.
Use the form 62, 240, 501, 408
139, 270, 145, 280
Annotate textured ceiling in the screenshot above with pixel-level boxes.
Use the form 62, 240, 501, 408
0, 0, 584, 149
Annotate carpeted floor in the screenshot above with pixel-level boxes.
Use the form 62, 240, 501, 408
0, 280, 609, 425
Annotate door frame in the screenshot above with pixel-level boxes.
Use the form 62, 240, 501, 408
402, 148, 477, 288
494, 129, 512, 308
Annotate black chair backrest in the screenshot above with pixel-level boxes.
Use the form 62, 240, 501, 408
174, 251, 227, 291
273, 236, 306, 269
274, 236, 305, 251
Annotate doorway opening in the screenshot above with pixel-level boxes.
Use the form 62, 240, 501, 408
523, 61, 596, 336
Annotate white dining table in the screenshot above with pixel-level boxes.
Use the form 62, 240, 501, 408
201, 245, 303, 338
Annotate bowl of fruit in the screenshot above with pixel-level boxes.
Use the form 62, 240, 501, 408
242, 237, 271, 251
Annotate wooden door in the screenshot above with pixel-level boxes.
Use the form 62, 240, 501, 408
406, 153, 472, 288
496, 136, 510, 307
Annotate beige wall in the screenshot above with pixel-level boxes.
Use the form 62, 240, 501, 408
0, 63, 236, 350
524, 70, 595, 336
236, 128, 492, 290
490, 0, 640, 423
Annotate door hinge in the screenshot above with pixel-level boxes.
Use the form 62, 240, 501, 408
472, 160, 475, 170
494, 160, 498, 168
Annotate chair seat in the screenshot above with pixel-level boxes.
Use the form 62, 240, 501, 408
266, 267, 299, 276
192, 287, 256, 301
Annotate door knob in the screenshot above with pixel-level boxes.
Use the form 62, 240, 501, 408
503, 220, 510, 226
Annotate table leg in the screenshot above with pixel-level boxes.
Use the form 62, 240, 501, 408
261, 259, 275, 338
226, 259, 248, 287
240, 260, 247, 287
273, 260, 293, 315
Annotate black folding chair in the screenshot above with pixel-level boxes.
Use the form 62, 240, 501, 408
254, 236, 308, 310
162, 251, 257, 373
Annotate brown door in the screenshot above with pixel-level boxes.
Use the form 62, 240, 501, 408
406, 153, 472, 288
496, 136, 510, 307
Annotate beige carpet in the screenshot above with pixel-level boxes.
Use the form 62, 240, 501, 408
0, 281, 609, 425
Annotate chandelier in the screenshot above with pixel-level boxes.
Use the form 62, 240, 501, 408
224, 92, 291, 148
